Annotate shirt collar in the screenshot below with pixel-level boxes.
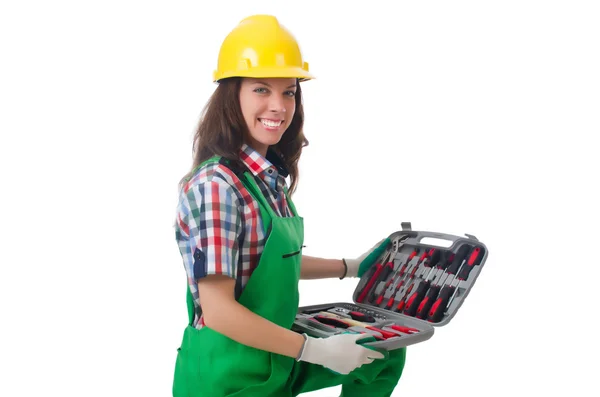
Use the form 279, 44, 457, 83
239, 143, 289, 178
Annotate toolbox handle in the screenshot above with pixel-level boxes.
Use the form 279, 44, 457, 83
398, 222, 479, 243
413, 231, 479, 248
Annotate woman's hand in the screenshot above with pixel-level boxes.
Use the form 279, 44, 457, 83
342, 238, 390, 278
297, 333, 385, 374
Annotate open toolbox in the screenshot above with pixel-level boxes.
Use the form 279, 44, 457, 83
294, 222, 489, 350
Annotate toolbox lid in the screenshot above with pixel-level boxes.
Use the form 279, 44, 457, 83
351, 223, 489, 328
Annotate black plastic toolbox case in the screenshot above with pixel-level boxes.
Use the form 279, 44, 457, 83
294, 222, 489, 350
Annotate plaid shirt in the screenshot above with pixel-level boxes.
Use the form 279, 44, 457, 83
175, 144, 294, 328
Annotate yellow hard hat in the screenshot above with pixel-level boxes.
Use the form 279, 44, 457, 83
213, 15, 314, 83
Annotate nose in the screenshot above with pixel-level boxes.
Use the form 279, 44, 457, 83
268, 95, 286, 113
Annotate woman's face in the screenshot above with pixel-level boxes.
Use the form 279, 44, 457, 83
239, 77, 297, 156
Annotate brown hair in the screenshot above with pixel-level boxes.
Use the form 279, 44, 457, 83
179, 77, 308, 195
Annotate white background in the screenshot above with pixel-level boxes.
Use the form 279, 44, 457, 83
1, 1, 599, 396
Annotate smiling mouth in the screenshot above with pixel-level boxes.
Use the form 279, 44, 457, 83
258, 118, 284, 128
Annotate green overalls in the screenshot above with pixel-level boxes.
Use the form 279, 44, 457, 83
173, 157, 407, 397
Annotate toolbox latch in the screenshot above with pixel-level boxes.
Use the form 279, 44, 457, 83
464, 233, 479, 241
401, 222, 412, 231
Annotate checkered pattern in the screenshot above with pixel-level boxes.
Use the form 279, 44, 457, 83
175, 144, 294, 328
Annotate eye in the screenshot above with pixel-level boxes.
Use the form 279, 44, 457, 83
284, 90, 297, 97
253, 87, 269, 94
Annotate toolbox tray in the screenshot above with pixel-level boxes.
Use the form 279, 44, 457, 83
296, 222, 489, 351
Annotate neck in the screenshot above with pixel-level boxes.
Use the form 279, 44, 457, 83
246, 141, 268, 158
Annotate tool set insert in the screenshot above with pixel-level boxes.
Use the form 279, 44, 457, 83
295, 222, 489, 351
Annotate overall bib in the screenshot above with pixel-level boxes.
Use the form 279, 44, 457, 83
173, 157, 406, 397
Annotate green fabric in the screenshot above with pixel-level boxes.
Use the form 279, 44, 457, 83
357, 237, 392, 277
290, 348, 406, 397
172, 157, 405, 396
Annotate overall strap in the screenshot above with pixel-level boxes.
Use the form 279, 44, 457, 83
186, 284, 195, 326
241, 172, 276, 234
184, 155, 221, 183
216, 155, 278, 233
282, 185, 299, 217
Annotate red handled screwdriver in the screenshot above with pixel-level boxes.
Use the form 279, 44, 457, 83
427, 245, 482, 322
375, 248, 419, 306
454, 246, 483, 287
417, 244, 471, 319
355, 236, 406, 304
365, 251, 399, 304
403, 249, 443, 316
384, 254, 421, 309
345, 311, 376, 323
446, 247, 483, 309
312, 315, 352, 329
311, 316, 385, 340
386, 324, 420, 334
392, 249, 431, 311
364, 238, 409, 304
416, 252, 454, 319
383, 248, 428, 309
356, 248, 393, 303
329, 309, 376, 323
413, 248, 438, 280
315, 313, 398, 339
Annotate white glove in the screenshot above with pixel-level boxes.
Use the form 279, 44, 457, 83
297, 333, 385, 374
343, 238, 387, 278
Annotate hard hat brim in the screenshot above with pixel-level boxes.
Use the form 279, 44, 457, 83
213, 66, 315, 83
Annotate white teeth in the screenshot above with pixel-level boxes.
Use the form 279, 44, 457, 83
260, 119, 283, 128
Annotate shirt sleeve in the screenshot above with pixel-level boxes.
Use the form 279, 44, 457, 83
179, 177, 243, 282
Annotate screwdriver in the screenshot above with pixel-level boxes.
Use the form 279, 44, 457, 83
427, 245, 481, 323
384, 324, 420, 334
383, 259, 416, 309
311, 316, 385, 340
292, 321, 330, 338
364, 235, 412, 303
346, 311, 376, 323
403, 249, 442, 316
373, 258, 402, 306
415, 246, 469, 319
374, 248, 419, 306
383, 249, 425, 309
446, 246, 483, 309
312, 315, 353, 329
376, 248, 419, 306
315, 312, 398, 339
427, 246, 484, 322
320, 319, 395, 340
413, 248, 437, 280
365, 240, 408, 303
328, 309, 376, 323
456, 247, 483, 282
392, 249, 431, 311
301, 306, 336, 315
347, 327, 385, 340
393, 281, 415, 312
416, 252, 454, 319
318, 313, 419, 336
356, 248, 394, 303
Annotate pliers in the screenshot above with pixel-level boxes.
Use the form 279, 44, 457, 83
356, 235, 405, 304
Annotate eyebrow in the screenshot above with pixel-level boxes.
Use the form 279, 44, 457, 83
253, 81, 297, 89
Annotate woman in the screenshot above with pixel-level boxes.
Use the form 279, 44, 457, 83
173, 14, 407, 397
